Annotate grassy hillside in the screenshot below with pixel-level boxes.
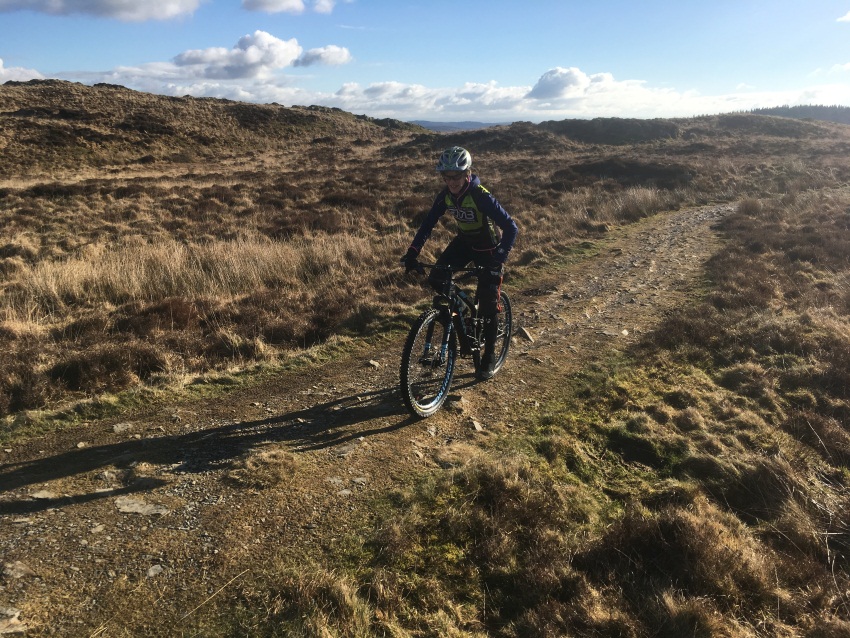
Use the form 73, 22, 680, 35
2, 79, 850, 428
751, 104, 850, 126
0, 79, 421, 174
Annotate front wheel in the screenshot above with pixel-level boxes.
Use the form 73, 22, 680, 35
400, 308, 457, 418
473, 291, 513, 376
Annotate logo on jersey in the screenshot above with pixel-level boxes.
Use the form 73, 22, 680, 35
450, 207, 478, 224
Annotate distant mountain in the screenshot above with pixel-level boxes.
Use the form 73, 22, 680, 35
750, 105, 850, 126
411, 120, 505, 132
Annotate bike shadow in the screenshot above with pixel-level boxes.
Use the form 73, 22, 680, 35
0, 384, 419, 515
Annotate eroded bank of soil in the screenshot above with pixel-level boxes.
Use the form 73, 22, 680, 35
0, 204, 731, 635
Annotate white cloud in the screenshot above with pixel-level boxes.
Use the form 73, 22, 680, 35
526, 67, 591, 100
42, 57, 850, 123
838, 11, 850, 22
0, 0, 202, 21
319, 68, 850, 121
294, 45, 352, 67
0, 58, 44, 82
173, 31, 302, 79
241, 0, 338, 13
313, 0, 335, 13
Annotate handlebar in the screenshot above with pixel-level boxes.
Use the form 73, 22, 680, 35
415, 263, 483, 281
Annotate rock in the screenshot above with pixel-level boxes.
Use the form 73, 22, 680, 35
335, 442, 360, 457
115, 496, 170, 516
447, 396, 467, 412
3, 561, 36, 579
471, 420, 485, 432
112, 422, 134, 433
0, 607, 26, 635
31, 490, 57, 500
368, 360, 381, 369
147, 565, 164, 578
518, 327, 534, 342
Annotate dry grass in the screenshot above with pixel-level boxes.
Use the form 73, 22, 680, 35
226, 446, 301, 490
5, 98, 848, 422
6, 81, 850, 635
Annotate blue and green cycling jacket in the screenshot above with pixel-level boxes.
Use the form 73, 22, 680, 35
409, 175, 518, 263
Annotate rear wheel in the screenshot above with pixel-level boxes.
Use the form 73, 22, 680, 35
474, 291, 513, 375
492, 291, 513, 374
400, 309, 457, 418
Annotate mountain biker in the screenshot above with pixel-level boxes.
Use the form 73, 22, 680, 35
401, 146, 518, 380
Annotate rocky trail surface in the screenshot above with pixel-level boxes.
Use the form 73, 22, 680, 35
0, 203, 731, 636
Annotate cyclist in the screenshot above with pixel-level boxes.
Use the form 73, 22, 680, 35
402, 146, 518, 380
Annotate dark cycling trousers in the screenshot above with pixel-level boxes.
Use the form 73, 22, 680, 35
428, 236, 503, 317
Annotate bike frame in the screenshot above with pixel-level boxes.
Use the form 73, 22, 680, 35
425, 265, 485, 363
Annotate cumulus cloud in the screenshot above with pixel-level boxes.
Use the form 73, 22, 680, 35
0, 0, 202, 21
60, 30, 353, 106
318, 67, 850, 122
294, 45, 352, 67
0, 58, 44, 82
173, 31, 302, 79
526, 67, 591, 100
241, 0, 337, 13
46, 55, 850, 123
838, 11, 850, 22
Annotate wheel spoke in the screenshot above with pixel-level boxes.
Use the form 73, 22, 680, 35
400, 309, 456, 417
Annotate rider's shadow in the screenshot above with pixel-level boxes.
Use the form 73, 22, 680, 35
0, 386, 417, 515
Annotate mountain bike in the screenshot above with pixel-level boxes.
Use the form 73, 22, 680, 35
400, 264, 512, 418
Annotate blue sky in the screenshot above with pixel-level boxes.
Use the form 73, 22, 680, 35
1, 0, 849, 122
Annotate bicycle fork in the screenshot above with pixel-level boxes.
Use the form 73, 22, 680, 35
419, 311, 454, 366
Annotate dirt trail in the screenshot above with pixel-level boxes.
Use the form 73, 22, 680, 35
0, 203, 731, 635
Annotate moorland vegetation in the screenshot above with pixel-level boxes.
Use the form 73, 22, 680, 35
3, 80, 850, 636
2, 80, 848, 430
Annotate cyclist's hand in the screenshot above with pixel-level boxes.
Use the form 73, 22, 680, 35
401, 247, 423, 274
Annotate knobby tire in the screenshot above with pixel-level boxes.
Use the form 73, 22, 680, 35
473, 291, 513, 376
400, 308, 456, 418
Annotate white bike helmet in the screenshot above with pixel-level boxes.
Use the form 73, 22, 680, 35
436, 146, 472, 172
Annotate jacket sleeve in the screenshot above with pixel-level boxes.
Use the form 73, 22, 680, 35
473, 187, 518, 263
409, 191, 448, 253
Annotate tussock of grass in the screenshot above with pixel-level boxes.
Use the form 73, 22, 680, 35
225, 446, 300, 490
230, 563, 375, 636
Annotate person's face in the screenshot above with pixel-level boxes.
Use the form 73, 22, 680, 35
442, 171, 468, 195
